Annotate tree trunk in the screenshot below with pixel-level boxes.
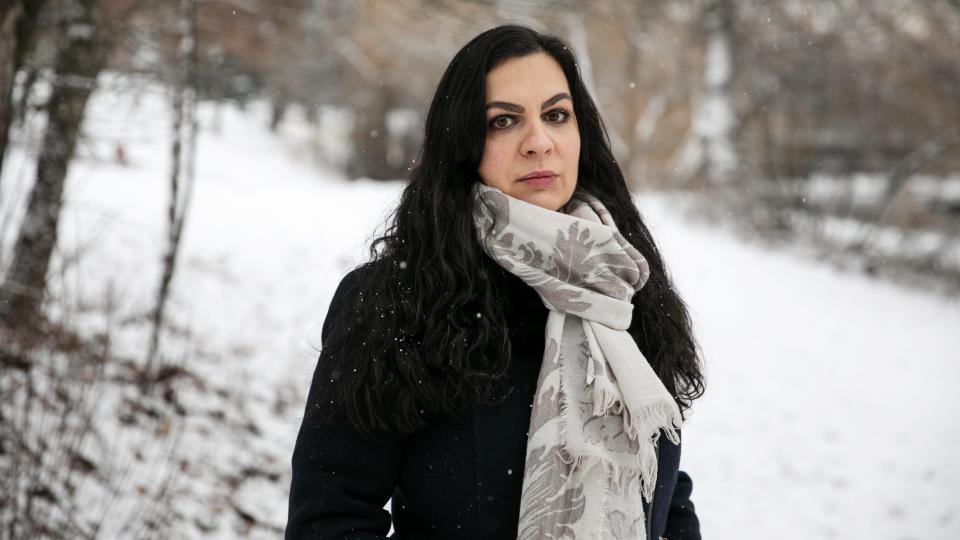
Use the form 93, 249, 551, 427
622, 3, 644, 189
565, 8, 629, 162
269, 88, 288, 132
145, 0, 198, 380
0, 0, 106, 329
0, 0, 47, 190
672, 0, 738, 186
701, 0, 737, 184
0, 1, 25, 189
346, 85, 395, 180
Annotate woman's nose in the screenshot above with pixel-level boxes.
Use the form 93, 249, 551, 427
520, 120, 554, 157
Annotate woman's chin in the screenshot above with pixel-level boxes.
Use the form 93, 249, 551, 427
514, 189, 571, 212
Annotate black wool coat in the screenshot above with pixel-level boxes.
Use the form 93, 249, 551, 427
286, 264, 701, 540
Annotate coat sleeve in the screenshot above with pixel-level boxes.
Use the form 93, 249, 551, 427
662, 470, 701, 540
285, 271, 404, 539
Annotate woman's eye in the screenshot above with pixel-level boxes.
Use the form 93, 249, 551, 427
544, 109, 570, 123
489, 115, 515, 130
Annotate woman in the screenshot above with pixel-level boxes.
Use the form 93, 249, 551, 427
287, 25, 704, 540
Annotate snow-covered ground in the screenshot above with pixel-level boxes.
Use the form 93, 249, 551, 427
2, 77, 958, 539
642, 197, 960, 540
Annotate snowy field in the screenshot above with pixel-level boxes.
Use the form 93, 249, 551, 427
2, 78, 958, 539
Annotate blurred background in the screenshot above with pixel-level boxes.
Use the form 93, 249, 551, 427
1, 0, 958, 539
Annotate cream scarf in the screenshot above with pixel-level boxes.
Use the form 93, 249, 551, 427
472, 183, 683, 540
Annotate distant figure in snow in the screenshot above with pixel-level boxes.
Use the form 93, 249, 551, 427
286, 25, 705, 540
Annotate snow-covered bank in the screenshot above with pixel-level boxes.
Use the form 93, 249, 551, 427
2, 77, 405, 538
2, 77, 958, 539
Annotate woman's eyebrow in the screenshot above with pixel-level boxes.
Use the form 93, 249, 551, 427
485, 92, 572, 113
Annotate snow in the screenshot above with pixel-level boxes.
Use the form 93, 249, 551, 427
804, 172, 960, 208
639, 196, 960, 540
2, 74, 958, 539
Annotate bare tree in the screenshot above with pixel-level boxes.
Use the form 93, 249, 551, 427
145, 0, 198, 382
672, 0, 738, 186
562, 4, 629, 162
0, 0, 48, 192
0, 0, 111, 331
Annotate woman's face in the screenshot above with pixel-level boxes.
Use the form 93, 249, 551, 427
478, 52, 580, 211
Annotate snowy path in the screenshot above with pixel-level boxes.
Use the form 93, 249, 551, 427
642, 199, 960, 540
3, 89, 957, 538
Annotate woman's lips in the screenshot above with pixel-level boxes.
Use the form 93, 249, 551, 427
518, 173, 557, 188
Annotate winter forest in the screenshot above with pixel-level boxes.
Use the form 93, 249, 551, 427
1, 0, 958, 538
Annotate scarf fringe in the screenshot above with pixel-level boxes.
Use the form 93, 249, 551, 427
558, 391, 682, 502
591, 386, 683, 447
556, 445, 659, 502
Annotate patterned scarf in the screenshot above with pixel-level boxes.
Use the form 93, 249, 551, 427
472, 183, 683, 540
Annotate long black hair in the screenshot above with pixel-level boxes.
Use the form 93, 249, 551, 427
310, 25, 704, 435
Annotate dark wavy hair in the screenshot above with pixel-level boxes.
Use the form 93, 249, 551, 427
310, 25, 704, 436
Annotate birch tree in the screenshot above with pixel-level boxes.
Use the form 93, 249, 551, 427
0, 0, 48, 190
0, 0, 109, 330
673, 0, 738, 185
